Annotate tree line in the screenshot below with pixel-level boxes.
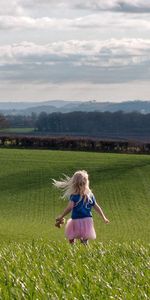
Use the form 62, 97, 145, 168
0, 113, 36, 129
0, 134, 150, 154
35, 111, 150, 135
1, 111, 150, 138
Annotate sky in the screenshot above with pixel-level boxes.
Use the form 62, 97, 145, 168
0, 0, 150, 102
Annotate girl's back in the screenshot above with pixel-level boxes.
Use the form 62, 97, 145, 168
70, 194, 96, 219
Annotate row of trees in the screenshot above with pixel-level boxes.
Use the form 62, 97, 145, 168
0, 114, 9, 129
0, 134, 150, 154
36, 111, 150, 136
4, 113, 36, 128
1, 111, 150, 138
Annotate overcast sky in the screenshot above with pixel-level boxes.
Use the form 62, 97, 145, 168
0, 0, 150, 102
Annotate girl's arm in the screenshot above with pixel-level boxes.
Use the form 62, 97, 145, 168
93, 202, 110, 224
56, 201, 74, 221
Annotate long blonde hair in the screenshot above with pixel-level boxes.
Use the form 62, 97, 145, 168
52, 170, 93, 199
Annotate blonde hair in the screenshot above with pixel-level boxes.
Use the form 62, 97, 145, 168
52, 170, 93, 199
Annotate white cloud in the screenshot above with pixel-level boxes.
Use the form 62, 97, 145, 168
1, 1, 150, 19
19, 0, 150, 13
0, 0, 24, 16
0, 0, 57, 16
73, 0, 150, 13
0, 13, 150, 31
0, 39, 150, 85
0, 39, 150, 65
0, 15, 71, 30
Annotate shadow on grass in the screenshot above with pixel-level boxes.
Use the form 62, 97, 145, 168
90, 159, 150, 182
1, 157, 150, 193
0, 168, 52, 193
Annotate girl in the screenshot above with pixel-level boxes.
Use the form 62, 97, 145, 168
53, 170, 109, 244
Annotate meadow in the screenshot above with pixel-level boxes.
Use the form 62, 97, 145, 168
0, 148, 149, 299
0, 128, 34, 134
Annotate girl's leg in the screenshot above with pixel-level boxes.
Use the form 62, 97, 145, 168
69, 239, 75, 244
80, 239, 88, 245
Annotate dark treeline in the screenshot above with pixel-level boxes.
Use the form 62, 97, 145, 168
0, 113, 37, 129
8, 113, 37, 128
35, 111, 150, 136
0, 114, 9, 129
1, 111, 150, 138
0, 134, 150, 154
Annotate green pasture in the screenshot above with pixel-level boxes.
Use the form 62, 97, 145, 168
0, 240, 149, 299
0, 148, 150, 299
0, 127, 34, 134
0, 148, 149, 243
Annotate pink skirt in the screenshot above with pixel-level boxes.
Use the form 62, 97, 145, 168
65, 217, 96, 240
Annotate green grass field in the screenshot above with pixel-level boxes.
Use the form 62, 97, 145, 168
0, 240, 149, 299
0, 148, 149, 243
0, 127, 34, 134
0, 149, 149, 299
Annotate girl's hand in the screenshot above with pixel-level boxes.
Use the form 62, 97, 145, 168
104, 217, 110, 224
56, 215, 63, 222
55, 217, 65, 228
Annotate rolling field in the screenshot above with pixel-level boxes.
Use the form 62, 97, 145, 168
0, 128, 34, 134
0, 240, 149, 299
0, 148, 149, 243
0, 148, 150, 299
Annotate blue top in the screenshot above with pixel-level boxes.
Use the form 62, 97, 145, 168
70, 194, 96, 219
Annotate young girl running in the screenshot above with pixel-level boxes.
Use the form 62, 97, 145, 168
53, 170, 109, 244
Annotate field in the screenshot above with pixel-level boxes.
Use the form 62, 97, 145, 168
0, 240, 149, 299
0, 128, 34, 134
0, 148, 150, 299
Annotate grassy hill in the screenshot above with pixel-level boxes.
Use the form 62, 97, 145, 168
0, 149, 150, 299
0, 148, 149, 243
1, 100, 150, 115
0, 240, 149, 299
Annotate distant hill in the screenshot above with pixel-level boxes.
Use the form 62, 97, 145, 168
0, 100, 150, 115
0, 100, 78, 110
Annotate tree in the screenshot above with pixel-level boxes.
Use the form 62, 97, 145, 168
0, 114, 9, 129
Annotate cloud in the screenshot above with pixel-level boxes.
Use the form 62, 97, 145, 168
0, 39, 150, 84
0, 15, 71, 30
0, 0, 58, 16
74, 0, 150, 13
20, 0, 150, 13
0, 0, 24, 16
0, 0, 150, 33
0, 13, 150, 31
1, 39, 150, 64
1, 1, 150, 18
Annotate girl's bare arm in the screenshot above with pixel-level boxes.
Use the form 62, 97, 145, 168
93, 202, 110, 223
56, 201, 74, 220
